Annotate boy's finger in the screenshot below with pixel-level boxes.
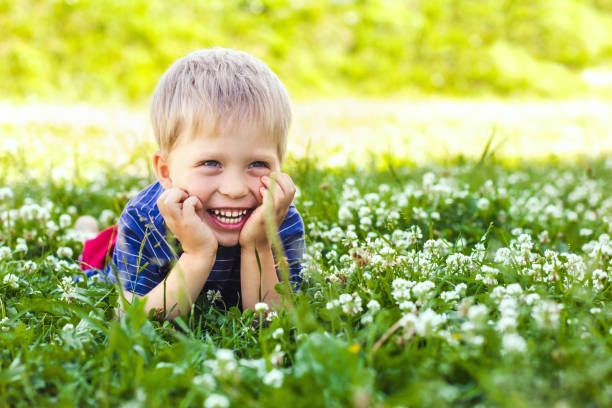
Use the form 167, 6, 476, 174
182, 196, 201, 219
276, 173, 296, 200
165, 188, 189, 204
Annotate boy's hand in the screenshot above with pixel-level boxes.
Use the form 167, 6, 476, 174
239, 172, 296, 249
157, 188, 218, 256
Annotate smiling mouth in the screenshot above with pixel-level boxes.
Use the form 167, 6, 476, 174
207, 208, 252, 225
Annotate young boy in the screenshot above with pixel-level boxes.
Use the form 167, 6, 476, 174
83, 48, 305, 319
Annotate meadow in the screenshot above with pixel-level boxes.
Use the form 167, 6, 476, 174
0, 102, 611, 407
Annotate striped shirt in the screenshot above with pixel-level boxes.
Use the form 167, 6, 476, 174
103, 181, 305, 307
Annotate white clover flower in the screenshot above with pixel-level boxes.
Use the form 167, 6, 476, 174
367, 299, 381, 313
0, 246, 11, 261
62, 323, 74, 332
505, 283, 523, 296
262, 368, 284, 388
59, 276, 77, 302
204, 394, 230, 408
206, 289, 222, 303
522, 293, 540, 305
590, 307, 601, 314
446, 253, 473, 272
338, 206, 353, 224
338, 293, 363, 315
20, 260, 37, 274
441, 290, 459, 302
57, 246, 73, 259
192, 373, 216, 388
3, 273, 19, 289
59, 214, 72, 228
502, 333, 527, 353
412, 280, 435, 305
14, 238, 27, 254
1, 317, 10, 332
467, 304, 489, 326
254, 302, 269, 313
360, 216, 372, 228
205, 350, 237, 378
46, 220, 59, 235
494, 247, 512, 265
0, 187, 13, 201
532, 300, 563, 330
496, 316, 517, 333
415, 309, 447, 337
99, 209, 116, 226
399, 300, 416, 312
272, 328, 284, 340
476, 198, 490, 211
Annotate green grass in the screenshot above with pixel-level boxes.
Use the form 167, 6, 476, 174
4, 0, 612, 103
1, 121, 611, 406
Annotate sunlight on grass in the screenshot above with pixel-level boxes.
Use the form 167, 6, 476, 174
1, 99, 611, 181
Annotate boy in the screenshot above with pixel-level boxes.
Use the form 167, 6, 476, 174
83, 48, 305, 319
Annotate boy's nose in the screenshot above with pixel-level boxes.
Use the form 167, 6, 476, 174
218, 172, 249, 199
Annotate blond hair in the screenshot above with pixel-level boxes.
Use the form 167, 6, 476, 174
150, 48, 292, 160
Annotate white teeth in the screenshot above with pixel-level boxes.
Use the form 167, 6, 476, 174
231, 211, 238, 217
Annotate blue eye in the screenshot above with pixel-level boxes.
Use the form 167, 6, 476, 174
201, 160, 220, 167
249, 161, 268, 168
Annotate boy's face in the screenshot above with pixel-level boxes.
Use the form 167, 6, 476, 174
155, 121, 281, 247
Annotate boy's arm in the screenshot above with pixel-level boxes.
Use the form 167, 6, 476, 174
239, 173, 301, 310
240, 242, 281, 310
120, 187, 218, 319
127, 249, 216, 319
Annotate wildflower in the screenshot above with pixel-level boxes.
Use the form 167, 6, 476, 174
206, 290, 222, 303
272, 328, 284, 340
0, 246, 11, 261
367, 299, 381, 313
262, 369, 284, 388
43, 220, 58, 235
0, 187, 13, 201
467, 304, 489, 327
412, 280, 435, 305
502, 333, 527, 353
476, 197, 490, 211
338, 293, 363, 315
494, 247, 512, 265
204, 394, 230, 408
192, 373, 216, 388
205, 349, 237, 378
62, 323, 74, 332
20, 260, 37, 274
532, 301, 563, 330
57, 246, 73, 259
14, 238, 27, 254
1, 317, 10, 332
59, 276, 77, 302
590, 307, 601, 314
59, 214, 72, 228
415, 309, 447, 337
3, 273, 19, 289
254, 302, 269, 313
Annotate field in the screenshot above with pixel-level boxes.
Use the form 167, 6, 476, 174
0, 101, 611, 406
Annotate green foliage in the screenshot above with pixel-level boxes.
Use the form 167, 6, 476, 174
3, 0, 612, 103
1, 148, 611, 406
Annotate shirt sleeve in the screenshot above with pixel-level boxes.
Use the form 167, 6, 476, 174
107, 206, 171, 296
278, 205, 306, 289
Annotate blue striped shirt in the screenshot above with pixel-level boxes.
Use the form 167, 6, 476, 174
103, 181, 305, 307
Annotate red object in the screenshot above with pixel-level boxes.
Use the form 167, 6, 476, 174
79, 225, 118, 270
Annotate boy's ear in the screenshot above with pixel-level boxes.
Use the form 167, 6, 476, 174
153, 150, 173, 190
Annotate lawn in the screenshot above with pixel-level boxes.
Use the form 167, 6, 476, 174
0, 101, 611, 407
